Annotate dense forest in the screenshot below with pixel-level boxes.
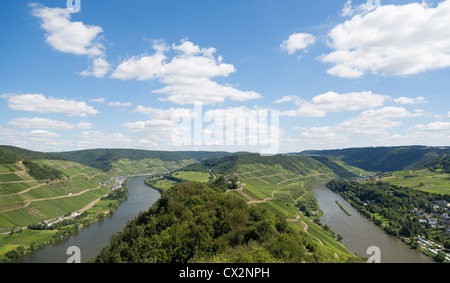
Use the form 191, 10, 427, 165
93, 181, 362, 263
21, 160, 64, 181
0, 145, 65, 161
424, 157, 450, 173
0, 149, 21, 164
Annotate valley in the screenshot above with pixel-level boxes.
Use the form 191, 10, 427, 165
0, 145, 449, 263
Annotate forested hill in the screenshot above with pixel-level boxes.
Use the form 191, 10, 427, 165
54, 149, 232, 172
93, 181, 363, 263
183, 153, 359, 178
0, 145, 65, 162
0, 145, 64, 181
298, 146, 450, 172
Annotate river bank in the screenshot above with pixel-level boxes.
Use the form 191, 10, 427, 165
307, 180, 433, 263
11, 176, 160, 263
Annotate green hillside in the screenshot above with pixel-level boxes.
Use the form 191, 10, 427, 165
55, 148, 232, 172
0, 145, 65, 162
183, 153, 360, 177
299, 146, 450, 172
141, 153, 364, 262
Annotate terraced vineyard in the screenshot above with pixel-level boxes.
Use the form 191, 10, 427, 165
109, 158, 197, 176
224, 163, 357, 260
0, 159, 111, 230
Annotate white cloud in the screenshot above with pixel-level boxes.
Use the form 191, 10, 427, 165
121, 106, 194, 146
412, 121, 450, 131
336, 106, 415, 136
341, 0, 380, 17
27, 130, 60, 139
8, 117, 74, 130
394, 96, 428, 105
75, 131, 132, 149
30, 4, 105, 57
281, 33, 316, 55
281, 91, 388, 117
80, 58, 111, 78
121, 119, 177, 133
274, 95, 302, 105
30, 4, 111, 78
301, 127, 350, 145
134, 105, 193, 120
111, 39, 262, 105
110, 48, 167, 81
75, 122, 93, 130
322, 0, 450, 78
2, 93, 99, 117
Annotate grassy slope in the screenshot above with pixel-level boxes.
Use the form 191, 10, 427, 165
54, 148, 231, 172
378, 168, 450, 195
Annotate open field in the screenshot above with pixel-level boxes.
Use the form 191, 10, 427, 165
379, 169, 450, 195
171, 170, 211, 183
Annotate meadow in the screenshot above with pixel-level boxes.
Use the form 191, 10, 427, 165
380, 169, 450, 195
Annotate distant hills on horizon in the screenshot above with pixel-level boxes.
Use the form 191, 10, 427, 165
296, 145, 450, 172
1, 144, 449, 173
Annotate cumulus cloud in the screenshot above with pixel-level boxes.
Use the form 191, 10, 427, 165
336, 106, 416, 136
412, 121, 450, 131
322, 0, 450, 78
281, 33, 316, 55
341, 0, 380, 17
30, 4, 105, 57
394, 96, 428, 105
301, 127, 350, 145
75, 131, 132, 149
80, 58, 111, 78
2, 93, 99, 117
30, 3, 110, 78
7, 118, 92, 131
111, 39, 262, 105
274, 95, 302, 105
280, 91, 389, 117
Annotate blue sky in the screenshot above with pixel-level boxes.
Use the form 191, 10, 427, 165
0, 0, 449, 153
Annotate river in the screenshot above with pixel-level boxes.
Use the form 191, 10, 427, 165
308, 180, 433, 263
14, 177, 434, 263
15, 176, 161, 263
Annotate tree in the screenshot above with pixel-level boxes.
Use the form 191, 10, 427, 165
433, 251, 446, 263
